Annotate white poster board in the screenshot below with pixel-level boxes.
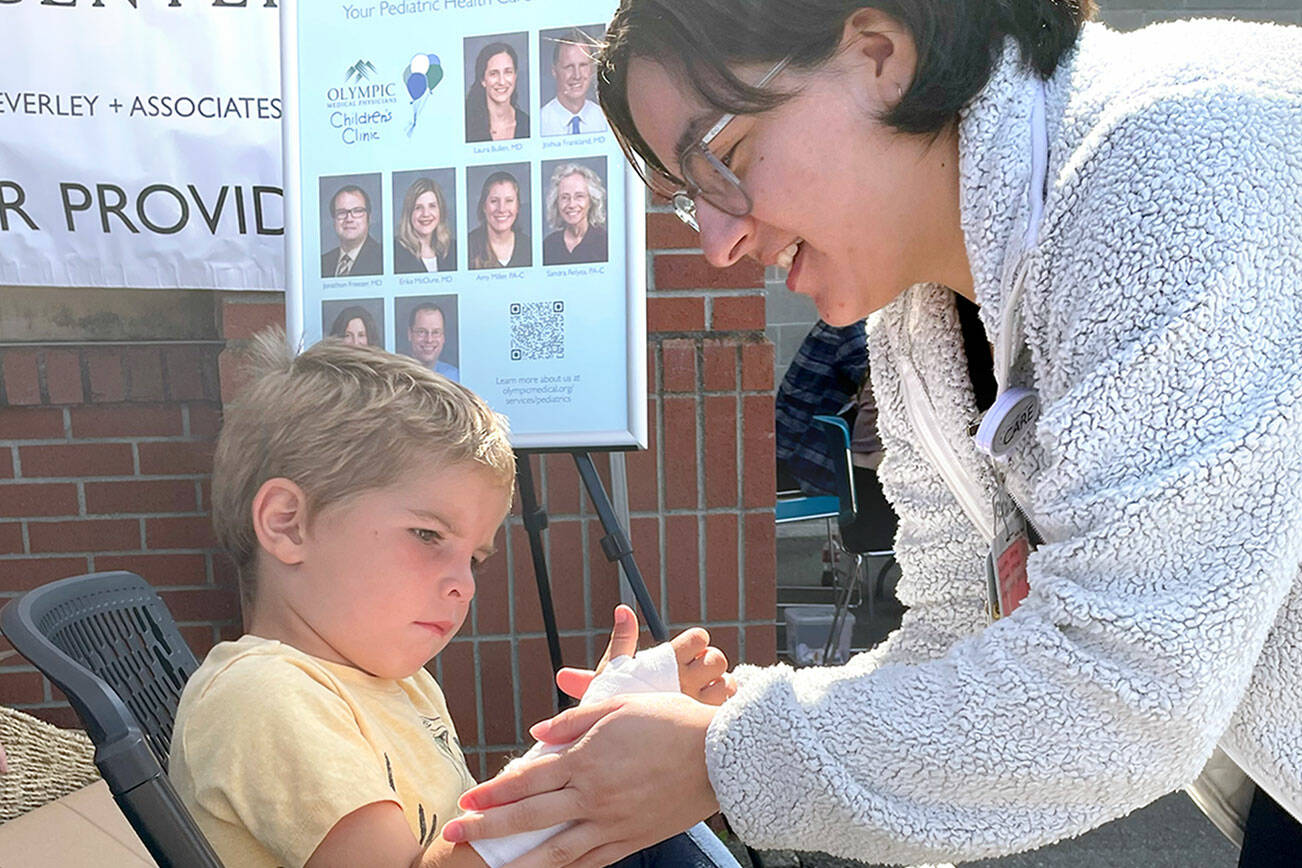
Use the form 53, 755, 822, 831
0, 1, 283, 291
281, 0, 646, 450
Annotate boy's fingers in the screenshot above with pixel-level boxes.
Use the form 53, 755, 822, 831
554, 667, 596, 699
601, 604, 640, 662
696, 674, 738, 707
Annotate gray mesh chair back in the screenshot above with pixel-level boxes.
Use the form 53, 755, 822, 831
0, 570, 223, 867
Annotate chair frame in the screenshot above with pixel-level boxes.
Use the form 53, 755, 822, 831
0, 570, 224, 868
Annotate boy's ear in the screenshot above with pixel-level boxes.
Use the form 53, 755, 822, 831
251, 477, 309, 566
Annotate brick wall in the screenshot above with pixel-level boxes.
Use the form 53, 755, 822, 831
0, 340, 235, 728
0, 204, 779, 776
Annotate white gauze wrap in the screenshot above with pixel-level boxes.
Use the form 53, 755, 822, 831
469, 642, 680, 867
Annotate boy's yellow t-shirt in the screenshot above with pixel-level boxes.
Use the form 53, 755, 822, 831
169, 635, 476, 868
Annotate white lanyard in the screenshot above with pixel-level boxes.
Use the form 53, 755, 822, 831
974, 79, 1049, 460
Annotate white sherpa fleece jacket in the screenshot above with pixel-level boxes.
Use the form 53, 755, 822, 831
705, 20, 1302, 864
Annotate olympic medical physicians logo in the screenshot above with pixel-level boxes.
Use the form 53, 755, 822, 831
325, 59, 397, 145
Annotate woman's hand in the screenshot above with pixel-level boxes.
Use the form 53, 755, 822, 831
443, 692, 721, 867
554, 605, 738, 706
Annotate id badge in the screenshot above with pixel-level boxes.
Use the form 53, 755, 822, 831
986, 479, 1030, 620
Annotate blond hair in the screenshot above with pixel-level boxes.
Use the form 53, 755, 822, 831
212, 329, 515, 607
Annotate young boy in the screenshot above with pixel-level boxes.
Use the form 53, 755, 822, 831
170, 334, 735, 867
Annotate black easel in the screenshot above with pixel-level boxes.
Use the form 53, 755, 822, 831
514, 450, 668, 707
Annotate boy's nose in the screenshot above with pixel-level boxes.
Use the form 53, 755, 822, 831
445, 564, 476, 601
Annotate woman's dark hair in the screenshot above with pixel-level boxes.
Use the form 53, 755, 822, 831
468, 41, 521, 110
598, 0, 1096, 186
470, 171, 522, 268
328, 305, 380, 347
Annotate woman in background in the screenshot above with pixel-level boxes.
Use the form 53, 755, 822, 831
468, 171, 531, 269
465, 42, 530, 142
394, 177, 457, 273
327, 305, 379, 349
542, 163, 608, 266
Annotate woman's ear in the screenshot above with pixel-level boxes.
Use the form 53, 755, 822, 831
844, 8, 916, 104
251, 477, 309, 566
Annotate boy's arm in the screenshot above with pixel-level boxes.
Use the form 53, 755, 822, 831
306, 801, 487, 868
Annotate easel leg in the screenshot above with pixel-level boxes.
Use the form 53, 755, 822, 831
514, 452, 568, 708
572, 452, 668, 643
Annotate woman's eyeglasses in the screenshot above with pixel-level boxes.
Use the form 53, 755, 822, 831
663, 56, 791, 232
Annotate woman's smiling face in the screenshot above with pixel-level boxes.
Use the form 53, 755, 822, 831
482, 51, 517, 105
624, 19, 968, 325
483, 180, 519, 233
410, 190, 440, 239
557, 173, 591, 229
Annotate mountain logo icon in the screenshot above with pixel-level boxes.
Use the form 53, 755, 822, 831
344, 60, 378, 83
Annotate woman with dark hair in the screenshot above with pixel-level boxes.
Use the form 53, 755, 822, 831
465, 41, 530, 143
394, 177, 457, 273
468, 171, 531, 269
542, 162, 608, 266
446, 2, 1302, 865
327, 305, 379, 349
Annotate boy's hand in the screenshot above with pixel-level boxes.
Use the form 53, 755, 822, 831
555, 605, 738, 706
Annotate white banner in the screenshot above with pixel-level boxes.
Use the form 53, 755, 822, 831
0, 0, 284, 291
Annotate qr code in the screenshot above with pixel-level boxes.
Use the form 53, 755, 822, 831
509, 301, 565, 361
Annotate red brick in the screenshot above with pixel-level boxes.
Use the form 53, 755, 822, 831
85, 479, 198, 514
646, 212, 700, 251
741, 395, 775, 509
712, 295, 767, 332
587, 516, 622, 618
473, 525, 510, 635
158, 587, 239, 623
0, 522, 22, 555
19, 443, 134, 478
507, 523, 544, 634
629, 516, 663, 614
707, 626, 740, 671
654, 254, 764, 291
646, 345, 658, 393
28, 519, 139, 553
661, 339, 697, 393
146, 516, 217, 550
741, 341, 776, 391
702, 341, 738, 392
518, 636, 559, 731
178, 625, 218, 660
704, 514, 740, 621
43, 349, 84, 404
188, 403, 223, 439
665, 514, 700, 625
435, 639, 479, 747
0, 450, 12, 479
222, 301, 286, 341
703, 396, 739, 508
626, 401, 659, 513
138, 441, 214, 475
745, 623, 778, 665
0, 407, 64, 440
542, 453, 581, 516
544, 520, 587, 632
25, 706, 84, 729
2, 350, 41, 405
647, 297, 705, 333
95, 553, 208, 587
163, 346, 210, 401
85, 349, 126, 403
0, 556, 90, 591
0, 670, 45, 704
0, 482, 79, 517
70, 404, 184, 439
559, 633, 589, 678
123, 348, 165, 401
662, 397, 698, 510
212, 553, 239, 589
218, 348, 252, 405
743, 512, 777, 620
479, 640, 515, 745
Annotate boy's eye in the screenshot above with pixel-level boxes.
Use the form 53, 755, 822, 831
411, 528, 441, 544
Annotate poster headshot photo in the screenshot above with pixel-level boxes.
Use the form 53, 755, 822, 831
392, 168, 458, 274
541, 156, 609, 267
463, 32, 530, 143
538, 24, 607, 137
395, 294, 460, 382
466, 162, 532, 270
319, 173, 383, 279
321, 298, 385, 351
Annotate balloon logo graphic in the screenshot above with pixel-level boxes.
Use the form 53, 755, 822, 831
404, 53, 443, 137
